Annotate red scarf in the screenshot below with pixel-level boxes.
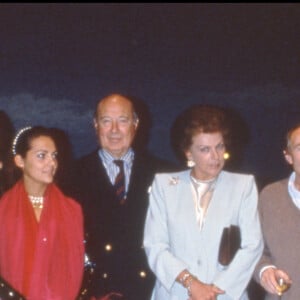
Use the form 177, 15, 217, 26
0, 180, 84, 300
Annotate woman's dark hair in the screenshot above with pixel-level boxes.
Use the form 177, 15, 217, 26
0, 111, 15, 162
171, 104, 230, 162
0, 111, 15, 195
13, 126, 56, 158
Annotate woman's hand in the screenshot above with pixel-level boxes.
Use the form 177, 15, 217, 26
177, 270, 224, 300
188, 280, 225, 300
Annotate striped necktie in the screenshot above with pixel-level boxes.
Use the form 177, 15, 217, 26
113, 160, 126, 204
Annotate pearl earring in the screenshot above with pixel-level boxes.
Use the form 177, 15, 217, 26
187, 159, 195, 168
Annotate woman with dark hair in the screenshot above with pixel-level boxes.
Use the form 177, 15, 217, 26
144, 104, 263, 300
0, 126, 84, 300
0, 110, 15, 196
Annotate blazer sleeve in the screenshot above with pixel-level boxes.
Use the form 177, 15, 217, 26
213, 175, 264, 299
253, 184, 277, 283
143, 174, 187, 291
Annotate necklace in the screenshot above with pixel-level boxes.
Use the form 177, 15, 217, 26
28, 195, 44, 209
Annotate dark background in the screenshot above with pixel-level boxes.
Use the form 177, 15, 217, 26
0, 3, 300, 185
2, 3, 300, 298
1, 3, 300, 186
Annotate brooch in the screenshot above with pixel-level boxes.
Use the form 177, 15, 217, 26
169, 176, 179, 185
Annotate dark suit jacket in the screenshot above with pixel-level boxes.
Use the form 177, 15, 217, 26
67, 149, 176, 299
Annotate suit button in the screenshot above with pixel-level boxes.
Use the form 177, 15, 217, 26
102, 272, 108, 279
139, 270, 147, 278
105, 244, 112, 252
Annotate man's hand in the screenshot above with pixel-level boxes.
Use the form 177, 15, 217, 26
260, 267, 292, 295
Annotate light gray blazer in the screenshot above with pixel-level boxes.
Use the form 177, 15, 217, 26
143, 170, 263, 300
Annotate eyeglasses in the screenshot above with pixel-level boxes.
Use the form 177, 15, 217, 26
97, 116, 136, 128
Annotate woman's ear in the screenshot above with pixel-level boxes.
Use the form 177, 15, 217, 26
283, 150, 293, 165
14, 155, 24, 168
185, 150, 192, 161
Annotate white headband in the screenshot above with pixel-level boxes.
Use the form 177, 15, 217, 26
12, 126, 32, 156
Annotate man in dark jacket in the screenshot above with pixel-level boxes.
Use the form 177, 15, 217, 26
67, 93, 175, 300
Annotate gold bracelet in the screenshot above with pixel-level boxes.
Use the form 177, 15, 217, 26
179, 272, 191, 285
179, 271, 197, 296
185, 275, 195, 296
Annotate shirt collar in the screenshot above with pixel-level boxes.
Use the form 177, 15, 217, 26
288, 171, 300, 210
98, 148, 134, 166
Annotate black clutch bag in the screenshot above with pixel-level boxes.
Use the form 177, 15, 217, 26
218, 225, 241, 266
0, 275, 26, 300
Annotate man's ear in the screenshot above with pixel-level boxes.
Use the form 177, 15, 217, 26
93, 118, 98, 130
14, 155, 24, 168
134, 118, 139, 129
283, 150, 293, 165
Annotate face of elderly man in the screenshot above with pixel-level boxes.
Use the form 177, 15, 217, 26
94, 94, 139, 158
284, 127, 300, 177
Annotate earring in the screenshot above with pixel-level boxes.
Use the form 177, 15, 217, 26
187, 159, 195, 168
223, 152, 230, 160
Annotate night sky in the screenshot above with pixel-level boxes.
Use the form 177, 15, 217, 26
1, 3, 300, 188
